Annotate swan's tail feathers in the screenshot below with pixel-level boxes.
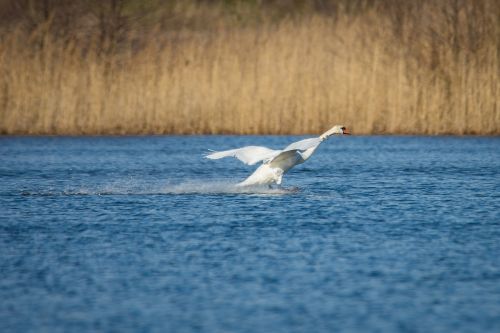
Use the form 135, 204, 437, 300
235, 178, 261, 187
235, 181, 247, 188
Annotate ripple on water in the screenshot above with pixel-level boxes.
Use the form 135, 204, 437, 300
0, 135, 499, 333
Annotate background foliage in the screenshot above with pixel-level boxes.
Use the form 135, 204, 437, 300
0, 0, 498, 134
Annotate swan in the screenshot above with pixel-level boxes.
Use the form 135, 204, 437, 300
206, 125, 350, 187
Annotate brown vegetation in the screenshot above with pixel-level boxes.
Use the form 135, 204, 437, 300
0, 0, 498, 135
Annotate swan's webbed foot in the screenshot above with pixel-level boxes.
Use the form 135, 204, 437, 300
268, 183, 284, 190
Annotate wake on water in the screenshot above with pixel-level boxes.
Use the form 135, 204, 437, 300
20, 180, 300, 196
160, 181, 299, 195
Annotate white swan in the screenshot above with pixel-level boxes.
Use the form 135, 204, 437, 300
206, 125, 350, 187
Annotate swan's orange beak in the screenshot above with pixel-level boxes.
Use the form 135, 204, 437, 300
342, 127, 351, 135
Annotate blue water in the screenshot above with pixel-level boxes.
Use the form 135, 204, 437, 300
1, 136, 499, 333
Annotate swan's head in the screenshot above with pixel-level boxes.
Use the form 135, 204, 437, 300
320, 125, 350, 139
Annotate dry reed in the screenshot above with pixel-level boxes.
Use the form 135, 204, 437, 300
0, 0, 498, 135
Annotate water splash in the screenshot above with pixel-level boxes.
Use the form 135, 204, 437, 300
20, 180, 300, 196
162, 180, 299, 195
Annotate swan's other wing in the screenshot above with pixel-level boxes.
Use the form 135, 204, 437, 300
266, 138, 322, 166
283, 137, 322, 152
262, 138, 322, 166
268, 149, 302, 167
205, 146, 281, 165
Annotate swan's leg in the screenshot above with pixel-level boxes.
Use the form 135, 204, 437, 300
268, 180, 279, 189
276, 174, 283, 186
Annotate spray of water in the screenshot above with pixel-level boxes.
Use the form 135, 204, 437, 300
162, 181, 299, 195
21, 179, 299, 196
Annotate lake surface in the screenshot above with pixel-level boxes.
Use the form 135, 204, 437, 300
1, 136, 499, 333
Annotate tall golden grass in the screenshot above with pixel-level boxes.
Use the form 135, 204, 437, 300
0, 0, 498, 135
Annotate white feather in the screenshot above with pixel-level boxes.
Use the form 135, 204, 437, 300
205, 146, 280, 166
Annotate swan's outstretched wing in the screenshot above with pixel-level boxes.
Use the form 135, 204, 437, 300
283, 137, 322, 152
206, 146, 281, 165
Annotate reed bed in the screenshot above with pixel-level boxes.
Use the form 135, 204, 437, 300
0, 0, 498, 135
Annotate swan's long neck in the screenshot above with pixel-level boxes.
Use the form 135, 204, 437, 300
319, 126, 341, 141
319, 130, 332, 141
299, 131, 331, 161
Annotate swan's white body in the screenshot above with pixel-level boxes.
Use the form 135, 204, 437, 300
206, 125, 349, 187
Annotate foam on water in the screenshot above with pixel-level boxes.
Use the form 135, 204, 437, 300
20, 180, 300, 196
161, 180, 299, 195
